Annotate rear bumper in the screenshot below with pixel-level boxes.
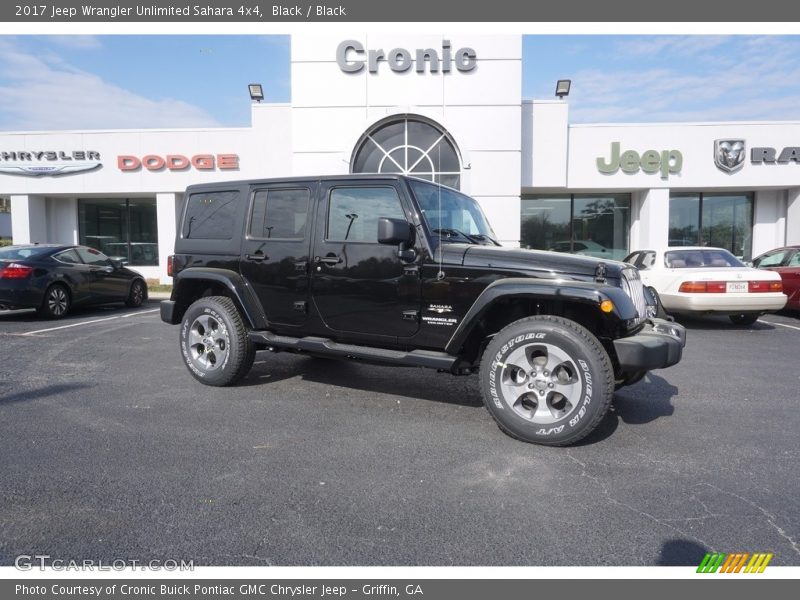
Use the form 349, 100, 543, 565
661, 292, 787, 313
613, 318, 687, 372
0, 285, 43, 310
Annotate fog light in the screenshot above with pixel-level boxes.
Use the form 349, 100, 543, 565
600, 300, 614, 313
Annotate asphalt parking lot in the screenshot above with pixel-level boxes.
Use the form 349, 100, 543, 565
1, 302, 799, 567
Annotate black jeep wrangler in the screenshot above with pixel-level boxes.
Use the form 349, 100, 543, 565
161, 174, 685, 445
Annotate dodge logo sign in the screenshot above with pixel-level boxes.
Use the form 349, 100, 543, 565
714, 139, 746, 173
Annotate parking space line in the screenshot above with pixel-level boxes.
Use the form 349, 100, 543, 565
758, 319, 800, 332
21, 309, 159, 336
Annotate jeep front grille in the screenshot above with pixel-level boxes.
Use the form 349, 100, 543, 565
621, 268, 648, 325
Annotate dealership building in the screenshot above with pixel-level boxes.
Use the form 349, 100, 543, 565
2, 34, 799, 283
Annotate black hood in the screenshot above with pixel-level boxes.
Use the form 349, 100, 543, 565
439, 244, 626, 280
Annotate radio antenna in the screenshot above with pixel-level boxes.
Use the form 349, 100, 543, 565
437, 142, 445, 280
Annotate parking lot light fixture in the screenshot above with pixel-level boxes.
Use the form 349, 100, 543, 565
248, 83, 264, 103
555, 79, 571, 99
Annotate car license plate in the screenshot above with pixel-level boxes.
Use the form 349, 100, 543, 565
726, 281, 748, 293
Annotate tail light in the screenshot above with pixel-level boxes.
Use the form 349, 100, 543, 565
749, 280, 783, 293
679, 280, 784, 293
167, 255, 175, 277
679, 281, 725, 293
0, 263, 34, 279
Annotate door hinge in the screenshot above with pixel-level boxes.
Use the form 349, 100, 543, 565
403, 265, 420, 276
294, 261, 308, 273
293, 300, 307, 313
402, 310, 420, 322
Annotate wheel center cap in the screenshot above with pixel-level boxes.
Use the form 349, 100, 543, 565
534, 375, 549, 390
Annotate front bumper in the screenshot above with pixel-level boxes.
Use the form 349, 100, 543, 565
613, 318, 686, 372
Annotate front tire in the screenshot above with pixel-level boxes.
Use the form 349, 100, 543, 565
729, 313, 759, 326
179, 296, 256, 386
479, 316, 615, 446
37, 284, 71, 319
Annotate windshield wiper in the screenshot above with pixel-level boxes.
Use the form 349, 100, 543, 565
470, 233, 501, 246
433, 228, 482, 244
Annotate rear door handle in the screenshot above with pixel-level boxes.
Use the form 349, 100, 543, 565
246, 253, 268, 261
315, 255, 342, 265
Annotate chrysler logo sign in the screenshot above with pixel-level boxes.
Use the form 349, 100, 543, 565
714, 139, 746, 173
0, 150, 101, 177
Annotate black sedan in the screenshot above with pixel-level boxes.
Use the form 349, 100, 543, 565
0, 244, 148, 318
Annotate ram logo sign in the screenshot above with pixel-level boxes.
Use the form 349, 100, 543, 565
714, 139, 746, 173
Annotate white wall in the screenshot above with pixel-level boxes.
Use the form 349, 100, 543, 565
155, 192, 180, 284
753, 190, 786, 258
10, 194, 46, 244
290, 34, 523, 243
632, 188, 670, 251
566, 121, 800, 190
46, 197, 78, 244
787, 188, 800, 246
527, 100, 568, 188
0, 105, 293, 197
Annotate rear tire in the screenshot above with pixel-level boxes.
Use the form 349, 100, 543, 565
125, 279, 147, 308
179, 296, 256, 386
37, 284, 71, 319
479, 315, 615, 446
729, 313, 759, 326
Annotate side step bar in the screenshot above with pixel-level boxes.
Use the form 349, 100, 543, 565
249, 331, 459, 371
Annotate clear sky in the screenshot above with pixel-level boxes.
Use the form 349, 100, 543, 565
2, 34, 800, 131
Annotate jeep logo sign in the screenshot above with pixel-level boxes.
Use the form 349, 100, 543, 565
597, 142, 683, 179
337, 40, 477, 74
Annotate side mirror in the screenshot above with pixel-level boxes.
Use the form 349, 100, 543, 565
377, 217, 416, 262
377, 217, 413, 246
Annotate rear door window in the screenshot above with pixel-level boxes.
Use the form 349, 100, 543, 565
248, 188, 310, 240
54, 249, 81, 264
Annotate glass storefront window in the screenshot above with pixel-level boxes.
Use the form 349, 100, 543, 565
79, 198, 158, 266
668, 194, 700, 246
521, 194, 631, 261
668, 192, 753, 260
521, 196, 571, 252
351, 116, 461, 189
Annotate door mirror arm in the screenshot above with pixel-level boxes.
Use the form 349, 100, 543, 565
397, 242, 416, 262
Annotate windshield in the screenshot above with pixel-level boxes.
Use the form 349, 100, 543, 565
0, 246, 52, 261
408, 179, 498, 245
664, 249, 744, 268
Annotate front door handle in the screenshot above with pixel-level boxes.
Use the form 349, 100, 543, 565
246, 253, 268, 261
315, 255, 342, 265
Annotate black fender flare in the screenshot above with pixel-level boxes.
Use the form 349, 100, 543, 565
172, 268, 268, 330
444, 277, 636, 355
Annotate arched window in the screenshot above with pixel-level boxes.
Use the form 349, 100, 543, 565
351, 116, 461, 189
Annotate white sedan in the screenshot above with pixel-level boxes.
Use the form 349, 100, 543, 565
624, 247, 787, 325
